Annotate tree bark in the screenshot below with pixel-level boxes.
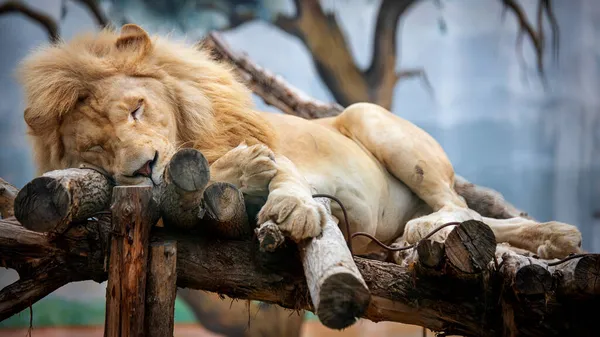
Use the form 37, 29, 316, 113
14, 168, 113, 236
104, 186, 159, 337
158, 148, 210, 230
145, 241, 177, 337
202, 182, 252, 239
0, 178, 18, 219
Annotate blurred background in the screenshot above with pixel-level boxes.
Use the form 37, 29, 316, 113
0, 0, 598, 336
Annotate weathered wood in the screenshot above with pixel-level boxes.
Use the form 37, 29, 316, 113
159, 148, 210, 230
416, 239, 445, 269
498, 246, 553, 296
202, 182, 251, 239
256, 220, 285, 252
256, 198, 370, 329
14, 168, 112, 235
445, 220, 496, 273
551, 254, 600, 297
0, 178, 18, 219
13, 148, 210, 235
104, 186, 159, 337
145, 241, 177, 337
0, 217, 599, 336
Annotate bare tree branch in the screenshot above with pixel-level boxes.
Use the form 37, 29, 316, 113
501, 0, 559, 80
0, 1, 60, 43
201, 32, 343, 119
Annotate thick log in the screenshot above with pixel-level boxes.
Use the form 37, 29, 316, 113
445, 220, 496, 273
498, 246, 553, 296
256, 198, 370, 330
0, 178, 18, 219
0, 217, 599, 336
145, 241, 177, 337
12, 148, 211, 235
14, 168, 112, 235
104, 186, 159, 337
551, 254, 600, 297
159, 148, 210, 230
202, 182, 251, 239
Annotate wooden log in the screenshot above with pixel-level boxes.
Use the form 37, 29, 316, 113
202, 182, 251, 239
551, 254, 600, 297
159, 148, 210, 230
104, 186, 159, 337
145, 240, 177, 337
498, 246, 553, 296
416, 240, 445, 269
256, 197, 371, 330
0, 178, 18, 219
12, 148, 210, 235
14, 168, 112, 235
2, 216, 600, 336
445, 220, 496, 273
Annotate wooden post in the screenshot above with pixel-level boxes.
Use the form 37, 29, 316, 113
144, 241, 177, 337
104, 186, 158, 337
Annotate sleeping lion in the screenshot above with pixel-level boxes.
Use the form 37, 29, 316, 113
17, 24, 582, 261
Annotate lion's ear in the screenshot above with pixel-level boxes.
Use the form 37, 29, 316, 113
116, 24, 152, 55
24, 107, 55, 134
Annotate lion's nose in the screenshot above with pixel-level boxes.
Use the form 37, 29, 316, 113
133, 152, 158, 178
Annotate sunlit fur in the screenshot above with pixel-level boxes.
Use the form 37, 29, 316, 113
18, 25, 277, 180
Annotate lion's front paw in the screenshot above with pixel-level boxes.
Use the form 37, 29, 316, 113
257, 190, 327, 242
234, 143, 277, 195
535, 222, 583, 259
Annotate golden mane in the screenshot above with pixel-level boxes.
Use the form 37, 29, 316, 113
17, 25, 277, 171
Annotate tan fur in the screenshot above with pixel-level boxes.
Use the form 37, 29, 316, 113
18, 25, 582, 260
18, 24, 276, 177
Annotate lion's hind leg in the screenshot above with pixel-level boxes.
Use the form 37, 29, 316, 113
333, 102, 466, 212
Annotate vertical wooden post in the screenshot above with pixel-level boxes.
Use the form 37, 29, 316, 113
104, 186, 158, 337
144, 241, 178, 337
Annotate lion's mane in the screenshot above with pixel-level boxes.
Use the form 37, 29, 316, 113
17, 26, 276, 173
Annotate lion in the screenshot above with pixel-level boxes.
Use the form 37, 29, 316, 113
17, 24, 582, 261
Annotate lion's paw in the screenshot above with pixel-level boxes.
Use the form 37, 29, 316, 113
534, 222, 582, 259
231, 143, 277, 195
257, 190, 327, 242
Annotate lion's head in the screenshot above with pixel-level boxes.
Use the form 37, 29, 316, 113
18, 24, 275, 186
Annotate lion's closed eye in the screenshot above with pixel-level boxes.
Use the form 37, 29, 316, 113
86, 145, 104, 153
130, 99, 144, 121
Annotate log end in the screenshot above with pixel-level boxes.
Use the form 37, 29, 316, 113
417, 239, 445, 268
14, 176, 69, 233
203, 182, 251, 239
317, 273, 371, 330
515, 264, 553, 295
445, 220, 496, 273
574, 255, 600, 295
167, 148, 210, 192
256, 221, 285, 252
